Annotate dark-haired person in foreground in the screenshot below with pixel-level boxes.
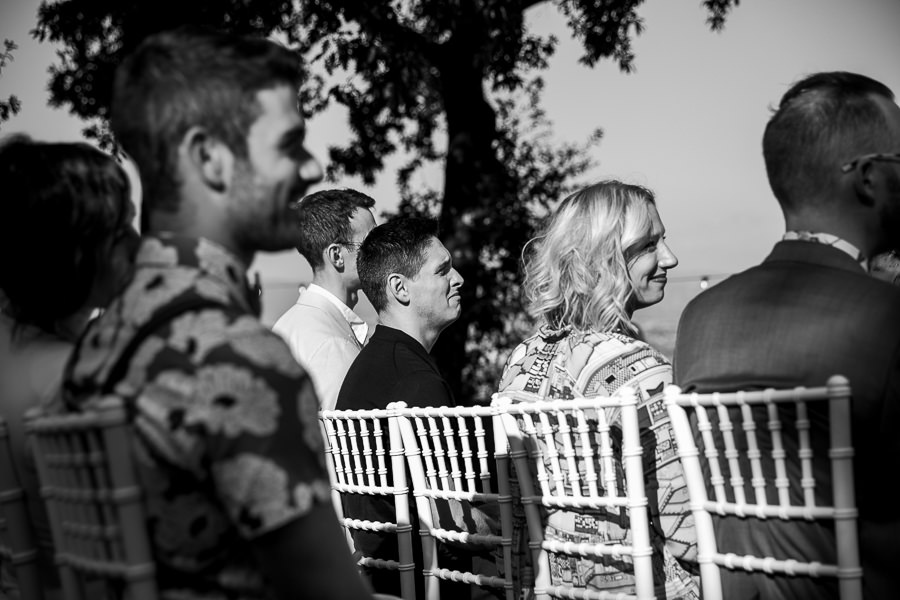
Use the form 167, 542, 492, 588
0, 134, 139, 598
61, 28, 379, 599
273, 188, 377, 410
675, 71, 900, 599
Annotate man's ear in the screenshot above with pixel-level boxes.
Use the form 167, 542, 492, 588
387, 273, 410, 305
326, 244, 344, 270
853, 159, 879, 207
184, 127, 233, 194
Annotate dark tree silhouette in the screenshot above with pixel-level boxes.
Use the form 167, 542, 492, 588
0, 40, 22, 127
33, 0, 741, 402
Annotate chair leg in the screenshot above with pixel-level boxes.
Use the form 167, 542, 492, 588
58, 565, 86, 600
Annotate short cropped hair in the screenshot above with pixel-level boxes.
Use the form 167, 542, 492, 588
0, 135, 132, 333
763, 71, 896, 210
295, 189, 376, 270
523, 180, 657, 335
358, 217, 439, 314
111, 27, 303, 214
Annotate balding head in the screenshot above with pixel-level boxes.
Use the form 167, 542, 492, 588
763, 72, 898, 212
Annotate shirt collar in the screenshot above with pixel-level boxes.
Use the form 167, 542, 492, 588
782, 231, 868, 272
307, 283, 369, 344
137, 234, 261, 315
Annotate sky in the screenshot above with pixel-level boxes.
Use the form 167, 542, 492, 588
2, 0, 900, 335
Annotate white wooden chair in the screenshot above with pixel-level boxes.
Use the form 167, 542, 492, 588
663, 375, 861, 600
0, 415, 45, 600
24, 396, 157, 600
389, 401, 515, 600
493, 387, 656, 600
319, 407, 417, 600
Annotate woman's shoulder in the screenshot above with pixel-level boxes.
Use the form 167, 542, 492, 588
565, 327, 665, 357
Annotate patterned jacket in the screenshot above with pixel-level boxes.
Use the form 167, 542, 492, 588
499, 325, 698, 600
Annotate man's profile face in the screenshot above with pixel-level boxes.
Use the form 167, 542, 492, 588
230, 84, 323, 252
406, 237, 464, 332
344, 207, 377, 292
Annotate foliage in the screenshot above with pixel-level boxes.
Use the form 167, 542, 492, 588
0, 40, 22, 126
393, 76, 602, 401
33, 0, 741, 402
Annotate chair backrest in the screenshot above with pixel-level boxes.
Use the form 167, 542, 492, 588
0, 416, 45, 600
493, 387, 655, 600
663, 374, 861, 600
319, 407, 416, 600
389, 401, 515, 600
24, 396, 157, 600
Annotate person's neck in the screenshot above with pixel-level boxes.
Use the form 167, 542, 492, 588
784, 213, 872, 258
379, 312, 440, 352
311, 272, 355, 307
147, 215, 254, 270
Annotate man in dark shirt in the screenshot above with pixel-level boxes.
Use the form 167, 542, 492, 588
338, 216, 463, 411
337, 216, 474, 597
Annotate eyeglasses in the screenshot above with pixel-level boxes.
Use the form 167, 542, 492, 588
337, 240, 364, 251
840, 152, 900, 173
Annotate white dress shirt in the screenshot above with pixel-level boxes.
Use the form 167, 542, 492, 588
272, 284, 368, 410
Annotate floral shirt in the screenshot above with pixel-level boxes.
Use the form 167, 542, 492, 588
498, 325, 699, 600
63, 235, 331, 600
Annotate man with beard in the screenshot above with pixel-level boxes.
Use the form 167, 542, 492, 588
675, 71, 900, 600
62, 27, 378, 599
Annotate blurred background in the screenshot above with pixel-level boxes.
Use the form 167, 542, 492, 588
2, 0, 898, 396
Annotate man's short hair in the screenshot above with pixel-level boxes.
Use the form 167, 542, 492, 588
358, 217, 439, 313
110, 26, 303, 215
0, 134, 132, 333
295, 189, 376, 270
763, 71, 897, 210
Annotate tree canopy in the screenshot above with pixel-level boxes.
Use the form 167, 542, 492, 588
0, 40, 22, 127
34, 0, 741, 402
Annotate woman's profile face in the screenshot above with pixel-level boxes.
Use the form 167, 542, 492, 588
624, 202, 678, 312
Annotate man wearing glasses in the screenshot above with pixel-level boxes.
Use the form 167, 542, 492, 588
675, 71, 900, 599
273, 188, 377, 409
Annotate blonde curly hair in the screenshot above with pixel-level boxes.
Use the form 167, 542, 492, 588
522, 180, 657, 335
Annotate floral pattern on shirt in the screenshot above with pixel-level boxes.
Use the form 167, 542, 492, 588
498, 325, 699, 600
64, 234, 330, 600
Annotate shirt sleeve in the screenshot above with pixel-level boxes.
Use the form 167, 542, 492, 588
618, 348, 698, 564
302, 336, 360, 411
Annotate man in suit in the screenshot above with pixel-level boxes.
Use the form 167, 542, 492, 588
674, 71, 900, 599
273, 188, 377, 409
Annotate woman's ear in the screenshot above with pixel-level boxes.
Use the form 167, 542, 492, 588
387, 273, 410, 305
184, 127, 233, 194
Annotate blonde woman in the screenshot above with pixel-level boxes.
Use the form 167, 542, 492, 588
498, 180, 697, 599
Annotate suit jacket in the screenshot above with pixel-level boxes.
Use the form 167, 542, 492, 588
272, 286, 364, 410
674, 240, 900, 599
